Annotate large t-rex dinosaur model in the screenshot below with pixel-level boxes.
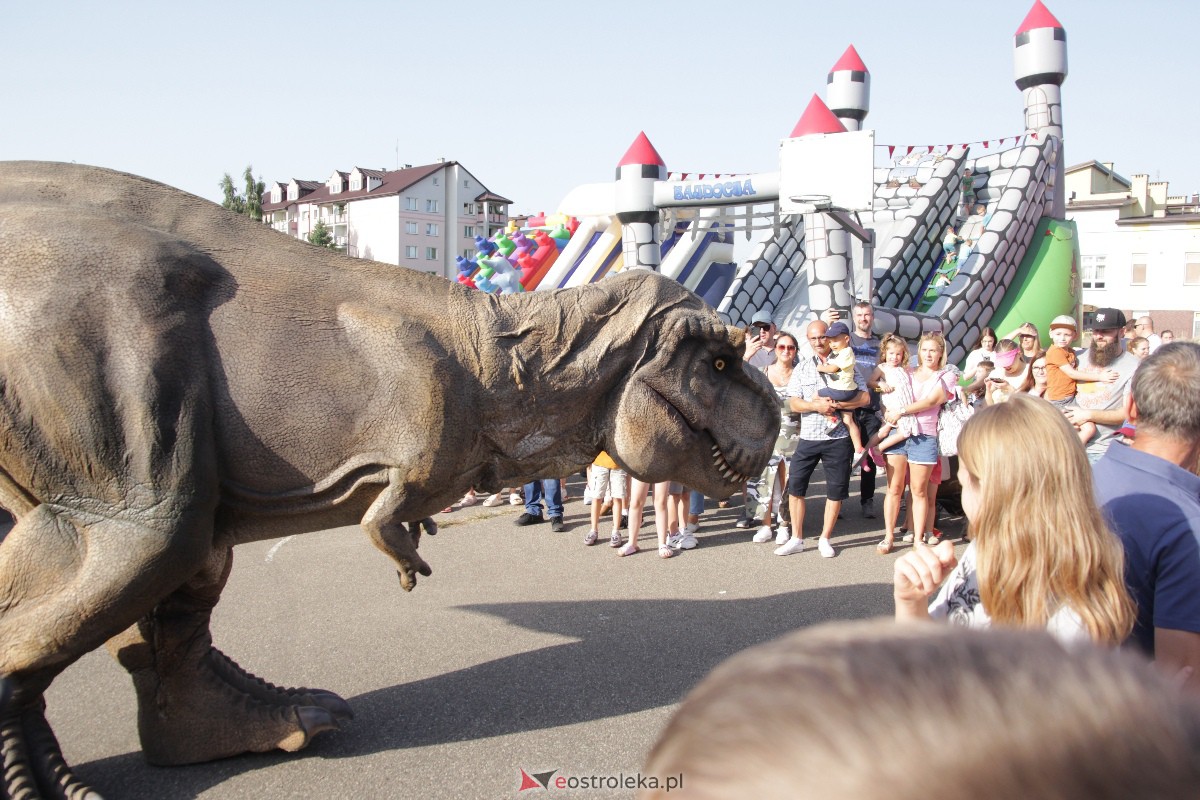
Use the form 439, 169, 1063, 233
0, 162, 779, 798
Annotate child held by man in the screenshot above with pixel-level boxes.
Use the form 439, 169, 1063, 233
815, 322, 865, 461
1045, 315, 1116, 446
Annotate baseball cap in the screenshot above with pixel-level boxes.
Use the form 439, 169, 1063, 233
826, 321, 851, 338
1049, 314, 1077, 331
1088, 308, 1127, 330
750, 309, 773, 326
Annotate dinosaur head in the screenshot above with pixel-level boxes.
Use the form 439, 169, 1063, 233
602, 272, 780, 499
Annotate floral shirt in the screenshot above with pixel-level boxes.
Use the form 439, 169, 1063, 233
928, 542, 1089, 644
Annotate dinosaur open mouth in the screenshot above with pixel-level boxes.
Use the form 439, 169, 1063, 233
711, 442, 751, 485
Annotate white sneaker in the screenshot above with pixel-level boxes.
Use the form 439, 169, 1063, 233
818, 537, 836, 558
666, 531, 698, 550
775, 526, 791, 545
752, 526, 774, 543
684, 521, 700, 534
774, 537, 806, 556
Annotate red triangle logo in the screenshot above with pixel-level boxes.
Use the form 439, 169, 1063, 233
829, 44, 867, 74
790, 95, 848, 138
1016, 0, 1063, 35
616, 132, 666, 168
518, 769, 542, 791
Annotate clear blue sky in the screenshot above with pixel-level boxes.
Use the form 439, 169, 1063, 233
5, 1, 1196, 216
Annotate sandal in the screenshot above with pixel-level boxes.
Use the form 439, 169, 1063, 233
876, 538, 893, 554
618, 541, 639, 557
658, 544, 674, 559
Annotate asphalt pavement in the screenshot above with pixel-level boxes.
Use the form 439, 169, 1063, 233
29, 471, 964, 799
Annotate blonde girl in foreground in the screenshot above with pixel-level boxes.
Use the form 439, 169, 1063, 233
893, 393, 1134, 644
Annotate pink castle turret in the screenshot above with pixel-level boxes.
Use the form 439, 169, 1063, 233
1014, 0, 1067, 217
615, 132, 667, 270
826, 45, 870, 132
790, 95, 848, 139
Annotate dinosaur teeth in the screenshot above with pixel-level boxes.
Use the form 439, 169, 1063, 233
711, 442, 746, 484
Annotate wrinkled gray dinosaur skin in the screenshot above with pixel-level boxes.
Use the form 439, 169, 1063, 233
0, 162, 778, 798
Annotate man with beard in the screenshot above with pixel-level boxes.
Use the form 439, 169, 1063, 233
1067, 308, 1142, 463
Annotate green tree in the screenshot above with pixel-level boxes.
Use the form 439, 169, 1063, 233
307, 220, 335, 248
243, 166, 265, 221
219, 172, 245, 214
219, 165, 265, 219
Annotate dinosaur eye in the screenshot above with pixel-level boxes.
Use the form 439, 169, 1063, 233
714, 357, 726, 372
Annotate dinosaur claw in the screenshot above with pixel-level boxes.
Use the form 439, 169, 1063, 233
307, 690, 354, 722
280, 706, 339, 752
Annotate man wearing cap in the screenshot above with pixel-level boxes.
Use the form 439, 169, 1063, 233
743, 309, 777, 369
775, 319, 869, 559
1068, 308, 1142, 463
1093, 342, 1200, 695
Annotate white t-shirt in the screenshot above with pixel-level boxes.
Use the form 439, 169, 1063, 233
927, 542, 1089, 644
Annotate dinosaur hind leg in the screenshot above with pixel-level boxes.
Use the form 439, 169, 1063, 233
106, 546, 352, 766
0, 501, 214, 799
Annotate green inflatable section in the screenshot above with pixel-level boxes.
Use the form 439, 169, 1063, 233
968, 217, 1081, 364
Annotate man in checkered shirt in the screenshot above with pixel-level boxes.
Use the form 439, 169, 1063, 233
775, 320, 869, 559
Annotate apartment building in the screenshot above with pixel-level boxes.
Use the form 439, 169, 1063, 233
261, 161, 511, 279
1065, 161, 1200, 338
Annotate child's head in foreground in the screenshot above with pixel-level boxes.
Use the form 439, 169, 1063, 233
640, 619, 1200, 800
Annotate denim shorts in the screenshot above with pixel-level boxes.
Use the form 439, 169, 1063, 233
903, 433, 939, 465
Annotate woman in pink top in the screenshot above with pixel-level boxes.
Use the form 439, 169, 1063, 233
879, 333, 954, 552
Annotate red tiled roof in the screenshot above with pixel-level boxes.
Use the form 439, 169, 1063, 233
262, 162, 449, 211
475, 190, 513, 204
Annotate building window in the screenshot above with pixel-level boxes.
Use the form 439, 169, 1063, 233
463, 202, 477, 214
426, 247, 439, 260
1186, 253, 1200, 285
463, 225, 475, 238
405, 222, 418, 235
1130, 254, 1147, 285
426, 223, 439, 236
405, 197, 418, 211
1081, 255, 1106, 289
1193, 312, 1200, 339
432, 177, 439, 187
426, 199, 440, 213
350, 178, 361, 191
463, 249, 475, 259
405, 246, 418, 259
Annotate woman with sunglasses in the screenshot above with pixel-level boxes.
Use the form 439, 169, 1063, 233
749, 333, 802, 545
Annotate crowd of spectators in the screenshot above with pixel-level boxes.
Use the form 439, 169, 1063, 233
439, 306, 1198, 697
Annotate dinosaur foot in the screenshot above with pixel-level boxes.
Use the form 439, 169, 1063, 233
135, 646, 352, 766
0, 693, 104, 800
